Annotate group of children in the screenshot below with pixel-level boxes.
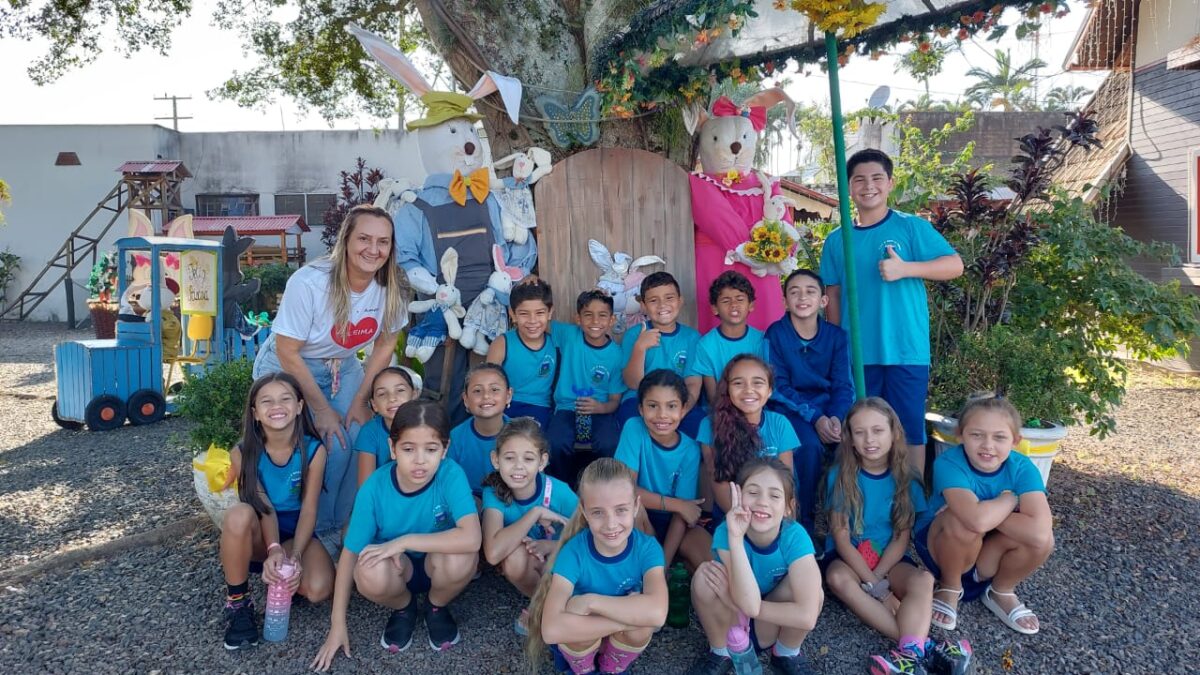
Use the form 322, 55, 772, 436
215, 150, 1055, 675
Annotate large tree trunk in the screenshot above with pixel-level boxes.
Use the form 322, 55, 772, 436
411, 0, 694, 165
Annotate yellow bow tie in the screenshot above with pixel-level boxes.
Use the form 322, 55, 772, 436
448, 168, 490, 206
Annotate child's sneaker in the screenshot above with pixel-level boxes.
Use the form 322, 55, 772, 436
926, 639, 973, 675
869, 649, 928, 675
424, 602, 461, 650
222, 597, 259, 650
768, 651, 815, 675
380, 597, 418, 652
685, 650, 733, 675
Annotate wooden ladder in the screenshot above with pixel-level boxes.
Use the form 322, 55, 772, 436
0, 180, 129, 324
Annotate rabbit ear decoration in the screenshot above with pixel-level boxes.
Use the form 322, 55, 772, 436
440, 247, 459, 287
467, 71, 523, 125
128, 210, 154, 238
527, 147, 553, 184
683, 102, 709, 136
346, 24, 431, 97
492, 153, 521, 170
630, 255, 666, 271
743, 87, 797, 138
493, 245, 523, 281
587, 239, 615, 273
165, 214, 193, 239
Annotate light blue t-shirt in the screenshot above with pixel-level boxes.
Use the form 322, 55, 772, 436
824, 466, 928, 555
504, 325, 560, 407
344, 458, 477, 554
552, 323, 626, 411
819, 210, 956, 365
614, 418, 701, 501
620, 321, 702, 404
686, 325, 766, 381
712, 519, 814, 595
448, 416, 508, 495
258, 436, 323, 514
918, 445, 1046, 532
481, 473, 579, 540
696, 410, 801, 459
552, 529, 665, 597
354, 415, 392, 468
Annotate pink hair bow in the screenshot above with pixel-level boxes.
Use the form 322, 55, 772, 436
711, 96, 767, 132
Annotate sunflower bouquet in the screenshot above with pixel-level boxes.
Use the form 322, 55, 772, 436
726, 217, 803, 278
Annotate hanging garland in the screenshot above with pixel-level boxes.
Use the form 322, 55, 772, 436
591, 0, 1069, 118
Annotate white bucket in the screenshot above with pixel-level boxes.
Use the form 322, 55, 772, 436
925, 412, 1067, 487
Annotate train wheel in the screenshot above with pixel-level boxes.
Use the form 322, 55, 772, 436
127, 389, 167, 426
84, 395, 126, 431
51, 400, 84, 430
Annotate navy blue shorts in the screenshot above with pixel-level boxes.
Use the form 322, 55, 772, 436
405, 553, 433, 594
647, 509, 673, 542
276, 509, 300, 543
864, 365, 930, 445
508, 401, 552, 429
914, 525, 987, 602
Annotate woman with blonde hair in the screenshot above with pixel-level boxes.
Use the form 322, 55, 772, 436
254, 204, 411, 548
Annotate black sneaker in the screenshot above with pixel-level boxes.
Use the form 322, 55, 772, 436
685, 650, 733, 675
927, 639, 973, 675
869, 649, 929, 675
381, 598, 419, 652
424, 602, 461, 651
223, 597, 258, 650
769, 651, 815, 675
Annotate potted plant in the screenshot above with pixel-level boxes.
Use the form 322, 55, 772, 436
175, 358, 254, 526
924, 113, 1200, 485
86, 251, 120, 339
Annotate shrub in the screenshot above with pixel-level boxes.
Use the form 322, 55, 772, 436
174, 358, 254, 453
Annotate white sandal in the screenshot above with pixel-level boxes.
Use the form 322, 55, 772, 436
982, 584, 1039, 635
931, 586, 963, 631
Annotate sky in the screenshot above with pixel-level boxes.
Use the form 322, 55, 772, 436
0, 1, 1107, 135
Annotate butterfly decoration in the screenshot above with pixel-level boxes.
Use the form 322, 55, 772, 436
534, 88, 601, 149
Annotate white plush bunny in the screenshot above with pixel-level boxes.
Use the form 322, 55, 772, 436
405, 248, 466, 363
587, 239, 665, 336
460, 244, 524, 355
724, 173, 807, 278
492, 147, 553, 245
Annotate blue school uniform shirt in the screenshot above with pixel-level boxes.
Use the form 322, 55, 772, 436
344, 458, 477, 554
552, 529, 665, 596
824, 466, 927, 555
764, 316, 854, 424
614, 418, 701, 501
552, 323, 626, 411
258, 436, 323, 514
620, 321, 701, 404
504, 325, 561, 407
448, 416, 508, 495
712, 520, 814, 595
918, 445, 1045, 532
686, 325, 766, 381
819, 210, 956, 366
481, 473, 579, 540
354, 415, 393, 468
696, 410, 801, 459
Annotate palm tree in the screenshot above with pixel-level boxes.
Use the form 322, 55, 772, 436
1042, 85, 1093, 111
897, 94, 973, 113
965, 49, 1046, 112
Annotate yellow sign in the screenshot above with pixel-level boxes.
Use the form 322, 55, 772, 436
180, 250, 218, 316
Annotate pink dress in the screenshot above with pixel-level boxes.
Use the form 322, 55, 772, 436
690, 171, 790, 333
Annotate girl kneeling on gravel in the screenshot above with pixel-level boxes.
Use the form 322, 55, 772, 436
312, 400, 481, 671
823, 398, 971, 675
917, 395, 1053, 637
525, 458, 668, 675
687, 458, 823, 675
480, 418, 578, 635
221, 372, 334, 651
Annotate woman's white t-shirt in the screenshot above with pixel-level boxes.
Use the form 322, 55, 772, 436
272, 260, 406, 359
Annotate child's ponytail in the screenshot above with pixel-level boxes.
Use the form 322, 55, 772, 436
524, 508, 587, 673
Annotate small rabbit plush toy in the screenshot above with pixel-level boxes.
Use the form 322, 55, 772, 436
460, 245, 524, 354
406, 248, 466, 363
587, 239, 665, 336
726, 181, 806, 278
492, 147, 553, 245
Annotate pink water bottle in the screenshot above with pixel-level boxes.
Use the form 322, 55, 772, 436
262, 560, 296, 642
727, 612, 762, 674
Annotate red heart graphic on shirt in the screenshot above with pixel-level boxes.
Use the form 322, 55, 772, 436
331, 317, 378, 349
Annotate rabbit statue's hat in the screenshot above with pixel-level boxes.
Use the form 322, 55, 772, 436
407, 92, 484, 130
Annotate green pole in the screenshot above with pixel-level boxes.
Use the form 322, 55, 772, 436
824, 31, 866, 398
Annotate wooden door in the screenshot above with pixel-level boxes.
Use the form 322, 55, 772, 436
534, 148, 696, 330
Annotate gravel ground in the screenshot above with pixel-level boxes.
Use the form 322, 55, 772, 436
1, 321, 1198, 674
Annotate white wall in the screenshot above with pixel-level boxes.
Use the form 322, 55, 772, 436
0, 125, 181, 321
0, 125, 419, 321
